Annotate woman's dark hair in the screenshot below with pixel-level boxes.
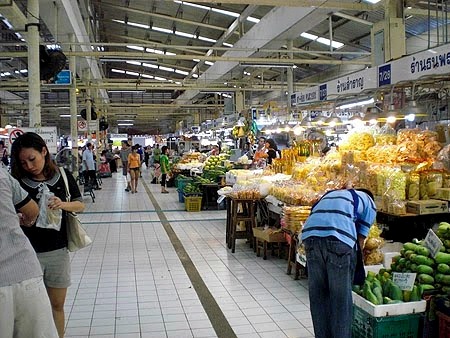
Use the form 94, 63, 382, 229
10, 132, 57, 179
161, 145, 168, 154
265, 138, 278, 151
0, 140, 4, 147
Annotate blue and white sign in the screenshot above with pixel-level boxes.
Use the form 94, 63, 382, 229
319, 84, 327, 101
327, 68, 377, 97
378, 64, 391, 87
53, 70, 72, 85
292, 87, 319, 106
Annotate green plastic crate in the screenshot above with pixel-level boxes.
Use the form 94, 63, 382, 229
352, 305, 421, 338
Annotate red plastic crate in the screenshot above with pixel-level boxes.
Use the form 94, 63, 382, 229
437, 311, 450, 338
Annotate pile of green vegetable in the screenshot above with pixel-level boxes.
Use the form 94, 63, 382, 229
390, 222, 450, 295
182, 176, 215, 195
353, 270, 422, 305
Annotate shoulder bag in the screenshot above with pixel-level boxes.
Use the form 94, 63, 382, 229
60, 168, 92, 252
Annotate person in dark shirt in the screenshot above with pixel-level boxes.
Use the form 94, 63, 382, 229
264, 138, 278, 164
10, 132, 85, 338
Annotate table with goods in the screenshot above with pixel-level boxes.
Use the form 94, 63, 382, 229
218, 124, 450, 337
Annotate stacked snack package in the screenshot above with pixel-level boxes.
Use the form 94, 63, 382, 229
374, 124, 397, 146
282, 206, 311, 233
363, 223, 385, 265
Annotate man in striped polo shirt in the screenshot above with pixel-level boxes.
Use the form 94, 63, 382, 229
301, 188, 376, 338
0, 167, 58, 337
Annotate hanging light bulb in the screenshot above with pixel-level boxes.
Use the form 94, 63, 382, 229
385, 104, 398, 124
293, 124, 304, 135
325, 112, 343, 127
363, 107, 379, 125
300, 113, 313, 128
312, 112, 327, 126
348, 112, 364, 128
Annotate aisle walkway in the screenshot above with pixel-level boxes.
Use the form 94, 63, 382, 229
65, 171, 314, 338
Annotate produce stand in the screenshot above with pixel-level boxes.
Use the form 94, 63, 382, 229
377, 211, 450, 242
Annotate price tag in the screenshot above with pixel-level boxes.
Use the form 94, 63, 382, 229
392, 272, 416, 291
423, 229, 443, 258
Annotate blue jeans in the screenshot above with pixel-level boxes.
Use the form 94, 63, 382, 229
304, 236, 356, 338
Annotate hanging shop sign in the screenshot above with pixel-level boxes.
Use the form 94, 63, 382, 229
379, 43, 450, 86
291, 87, 319, 106
8, 126, 58, 153
291, 42, 450, 105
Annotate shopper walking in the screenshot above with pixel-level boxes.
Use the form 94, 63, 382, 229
120, 140, 132, 192
0, 167, 59, 338
160, 145, 170, 193
301, 188, 376, 338
127, 145, 141, 193
153, 144, 161, 164
10, 132, 85, 338
82, 142, 100, 190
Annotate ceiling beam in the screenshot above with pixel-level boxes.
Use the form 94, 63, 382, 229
99, 2, 238, 36
168, 0, 375, 11
0, 51, 371, 65
187, 5, 258, 79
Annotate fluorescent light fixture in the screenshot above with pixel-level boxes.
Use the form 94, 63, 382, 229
175, 31, 195, 38
338, 98, 374, 110
111, 69, 125, 73
240, 62, 296, 68
126, 71, 139, 76
108, 90, 145, 93
198, 36, 217, 43
118, 123, 134, 126
364, 0, 381, 3
192, 74, 199, 78
159, 66, 174, 72
175, 69, 189, 75
301, 32, 344, 49
128, 22, 149, 29
141, 74, 154, 79
204, 61, 214, 66
152, 26, 173, 34
174, 1, 259, 23
20, 69, 28, 73
60, 114, 81, 117
142, 62, 158, 69
126, 61, 142, 66
154, 76, 167, 81
223, 42, 234, 47
117, 119, 134, 122
244, 71, 251, 76
126, 45, 144, 51
193, 59, 200, 62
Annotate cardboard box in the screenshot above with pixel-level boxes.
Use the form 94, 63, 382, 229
406, 199, 448, 215
437, 188, 450, 201
352, 292, 426, 317
252, 227, 285, 243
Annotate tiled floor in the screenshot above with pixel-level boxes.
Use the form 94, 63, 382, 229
65, 170, 314, 338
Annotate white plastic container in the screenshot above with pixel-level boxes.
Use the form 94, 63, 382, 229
352, 292, 426, 317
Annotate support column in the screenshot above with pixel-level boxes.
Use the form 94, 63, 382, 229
84, 69, 92, 142
27, 0, 41, 127
69, 34, 78, 177
235, 91, 245, 114
286, 40, 294, 110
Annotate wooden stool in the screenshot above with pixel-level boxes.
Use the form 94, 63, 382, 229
256, 238, 284, 260
228, 198, 256, 253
